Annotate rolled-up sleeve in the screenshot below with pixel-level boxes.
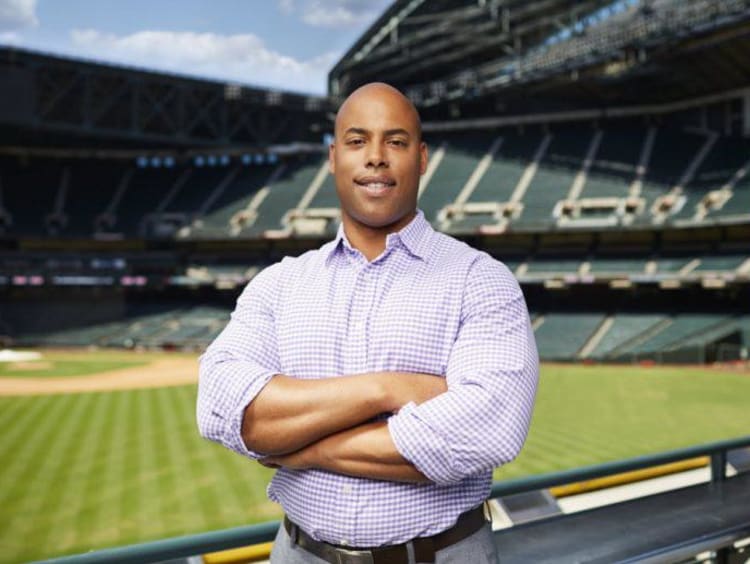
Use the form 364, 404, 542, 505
388, 256, 539, 485
197, 263, 281, 459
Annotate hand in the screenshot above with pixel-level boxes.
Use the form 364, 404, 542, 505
258, 459, 281, 469
261, 442, 319, 471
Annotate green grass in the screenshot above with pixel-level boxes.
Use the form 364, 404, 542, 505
0, 359, 749, 562
0, 350, 160, 378
494, 363, 750, 480
0, 385, 279, 563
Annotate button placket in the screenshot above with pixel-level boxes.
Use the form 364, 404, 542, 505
341, 260, 366, 374
352, 266, 373, 369
362, 264, 381, 366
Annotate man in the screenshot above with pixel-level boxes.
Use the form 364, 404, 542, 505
197, 82, 539, 563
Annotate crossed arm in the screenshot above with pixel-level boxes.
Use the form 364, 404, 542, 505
197, 258, 539, 486
197, 264, 449, 483
242, 371, 447, 482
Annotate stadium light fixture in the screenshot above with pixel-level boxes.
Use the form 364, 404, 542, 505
220, 155, 230, 166
150, 156, 162, 168
207, 155, 218, 167
136, 156, 148, 168
254, 154, 264, 165
241, 154, 252, 165
164, 156, 175, 168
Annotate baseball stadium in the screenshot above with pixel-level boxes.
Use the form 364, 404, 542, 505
1, 0, 750, 562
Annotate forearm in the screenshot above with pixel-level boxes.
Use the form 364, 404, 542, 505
242, 373, 387, 455
242, 372, 446, 455
264, 421, 430, 483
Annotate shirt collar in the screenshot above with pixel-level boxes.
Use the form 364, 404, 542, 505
325, 209, 433, 265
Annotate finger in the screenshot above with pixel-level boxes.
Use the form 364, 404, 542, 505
259, 458, 281, 469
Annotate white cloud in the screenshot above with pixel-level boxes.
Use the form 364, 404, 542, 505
0, 0, 37, 32
69, 29, 338, 94
279, 0, 386, 29
0, 30, 20, 43
278, 0, 295, 14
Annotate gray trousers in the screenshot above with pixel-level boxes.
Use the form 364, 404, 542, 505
270, 521, 499, 564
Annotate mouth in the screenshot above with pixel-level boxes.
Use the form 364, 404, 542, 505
354, 175, 396, 197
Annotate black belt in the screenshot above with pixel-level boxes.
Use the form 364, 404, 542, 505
283, 504, 489, 564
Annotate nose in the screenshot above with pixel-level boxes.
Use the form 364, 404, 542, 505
366, 142, 388, 169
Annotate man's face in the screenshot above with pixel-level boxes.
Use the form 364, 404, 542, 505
329, 86, 428, 232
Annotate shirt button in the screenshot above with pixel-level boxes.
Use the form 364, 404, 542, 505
340, 539, 349, 546
342, 485, 352, 494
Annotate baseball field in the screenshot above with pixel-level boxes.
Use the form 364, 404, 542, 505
1, 349, 749, 563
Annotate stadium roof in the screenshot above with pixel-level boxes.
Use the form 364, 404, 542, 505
329, 0, 750, 119
0, 46, 331, 148
329, 0, 617, 93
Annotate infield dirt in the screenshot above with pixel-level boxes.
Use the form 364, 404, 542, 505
0, 357, 198, 396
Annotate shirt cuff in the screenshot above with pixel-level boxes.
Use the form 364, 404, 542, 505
221, 367, 277, 460
388, 402, 464, 485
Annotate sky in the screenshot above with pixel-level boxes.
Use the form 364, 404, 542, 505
0, 0, 393, 95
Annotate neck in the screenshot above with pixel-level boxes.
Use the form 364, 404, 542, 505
342, 211, 416, 262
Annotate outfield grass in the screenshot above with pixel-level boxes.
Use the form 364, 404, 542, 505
0, 350, 184, 378
1, 360, 749, 562
494, 363, 750, 479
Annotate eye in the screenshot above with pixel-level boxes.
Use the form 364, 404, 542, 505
388, 139, 407, 147
346, 138, 365, 146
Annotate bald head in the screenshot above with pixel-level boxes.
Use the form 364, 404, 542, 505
328, 81, 428, 238
335, 82, 422, 141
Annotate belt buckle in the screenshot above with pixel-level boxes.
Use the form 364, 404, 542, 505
334, 547, 375, 564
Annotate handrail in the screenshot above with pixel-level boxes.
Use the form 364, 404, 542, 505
490, 434, 748, 498
41, 521, 281, 564
44, 435, 750, 564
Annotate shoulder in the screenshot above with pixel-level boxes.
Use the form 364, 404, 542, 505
427, 232, 522, 313
250, 241, 333, 287
429, 231, 516, 284
275, 241, 334, 278
240, 241, 334, 300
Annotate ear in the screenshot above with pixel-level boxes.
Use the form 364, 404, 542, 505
419, 142, 428, 175
328, 142, 336, 174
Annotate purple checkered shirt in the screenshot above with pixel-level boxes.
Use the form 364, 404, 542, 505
198, 210, 538, 547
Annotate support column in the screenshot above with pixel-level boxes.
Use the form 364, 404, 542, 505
743, 89, 750, 137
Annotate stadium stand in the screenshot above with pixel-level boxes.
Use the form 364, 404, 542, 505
241, 154, 325, 236
419, 132, 494, 223
531, 313, 606, 360
611, 314, 733, 359
523, 257, 582, 276
64, 160, 128, 237
514, 125, 594, 228
577, 127, 643, 200
110, 165, 181, 237
3, 121, 750, 240
189, 164, 277, 237
441, 129, 544, 232
588, 313, 669, 359
12, 304, 229, 350
291, 167, 341, 238
1, 156, 63, 236
670, 135, 750, 224
587, 257, 648, 276
638, 128, 710, 225
709, 168, 750, 221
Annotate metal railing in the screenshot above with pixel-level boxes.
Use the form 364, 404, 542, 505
44, 435, 750, 564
